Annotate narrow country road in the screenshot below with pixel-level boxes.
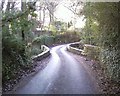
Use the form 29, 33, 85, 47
12, 45, 99, 94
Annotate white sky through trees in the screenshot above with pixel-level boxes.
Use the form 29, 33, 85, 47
54, 0, 86, 28
36, 0, 86, 28
2, 0, 86, 28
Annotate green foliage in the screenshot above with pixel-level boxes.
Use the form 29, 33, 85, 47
32, 31, 80, 46
31, 47, 43, 56
49, 25, 57, 35
44, 35, 55, 46
54, 31, 80, 44
2, 2, 38, 89
82, 2, 120, 81
49, 21, 68, 35
99, 48, 120, 81
32, 35, 55, 46
2, 34, 27, 83
3, 35, 24, 51
81, 19, 99, 45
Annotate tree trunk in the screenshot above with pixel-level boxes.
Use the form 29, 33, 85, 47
43, 7, 45, 30
21, 2, 26, 41
5, 2, 11, 35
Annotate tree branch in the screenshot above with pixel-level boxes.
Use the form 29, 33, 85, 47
62, 5, 80, 16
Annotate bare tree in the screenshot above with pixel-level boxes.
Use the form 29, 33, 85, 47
62, 0, 84, 30
6, 2, 11, 12
1, 0, 5, 10
36, 0, 59, 31
62, 0, 84, 16
10, 1, 16, 10
42, 6, 46, 30
46, 1, 59, 24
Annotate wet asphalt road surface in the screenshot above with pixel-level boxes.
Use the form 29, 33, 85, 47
12, 45, 99, 94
